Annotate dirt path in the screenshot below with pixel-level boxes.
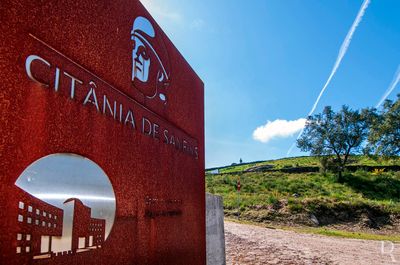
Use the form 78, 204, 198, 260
225, 221, 400, 265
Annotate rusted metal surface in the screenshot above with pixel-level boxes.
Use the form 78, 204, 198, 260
0, 0, 205, 264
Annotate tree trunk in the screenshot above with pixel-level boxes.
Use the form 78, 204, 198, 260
337, 170, 343, 182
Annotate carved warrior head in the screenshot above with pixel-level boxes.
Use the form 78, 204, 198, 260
131, 16, 169, 103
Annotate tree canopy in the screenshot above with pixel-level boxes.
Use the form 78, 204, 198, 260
297, 105, 372, 178
368, 95, 400, 157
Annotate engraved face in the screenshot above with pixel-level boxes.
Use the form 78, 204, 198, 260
132, 32, 151, 82
131, 16, 169, 104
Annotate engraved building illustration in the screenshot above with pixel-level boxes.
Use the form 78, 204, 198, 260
13, 186, 106, 260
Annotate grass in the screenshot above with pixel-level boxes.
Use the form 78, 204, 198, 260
207, 155, 400, 174
207, 155, 400, 234
305, 228, 400, 242
226, 218, 400, 242
207, 170, 400, 212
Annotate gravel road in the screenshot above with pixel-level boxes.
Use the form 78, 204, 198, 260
225, 221, 400, 265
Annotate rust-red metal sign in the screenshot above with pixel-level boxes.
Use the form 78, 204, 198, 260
0, 1, 205, 264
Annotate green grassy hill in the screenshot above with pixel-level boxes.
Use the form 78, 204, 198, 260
208, 155, 400, 174
206, 155, 400, 235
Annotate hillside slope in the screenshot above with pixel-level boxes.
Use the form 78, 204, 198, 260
206, 156, 400, 235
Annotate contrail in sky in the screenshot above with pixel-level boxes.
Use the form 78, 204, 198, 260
376, 65, 400, 108
287, 0, 371, 157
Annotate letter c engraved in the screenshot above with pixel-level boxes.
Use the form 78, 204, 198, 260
25, 55, 51, 87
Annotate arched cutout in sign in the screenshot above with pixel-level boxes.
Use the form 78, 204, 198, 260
14, 153, 116, 259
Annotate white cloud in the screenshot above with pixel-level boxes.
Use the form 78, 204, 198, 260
253, 118, 307, 143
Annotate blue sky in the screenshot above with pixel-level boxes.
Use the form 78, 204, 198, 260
140, 0, 400, 168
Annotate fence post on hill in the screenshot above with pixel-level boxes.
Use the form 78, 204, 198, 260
237, 175, 241, 219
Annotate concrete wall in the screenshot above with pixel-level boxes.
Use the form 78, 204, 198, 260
206, 193, 226, 265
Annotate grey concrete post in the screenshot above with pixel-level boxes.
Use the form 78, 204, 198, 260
206, 193, 226, 265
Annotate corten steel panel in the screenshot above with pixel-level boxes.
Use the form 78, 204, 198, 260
0, 0, 205, 264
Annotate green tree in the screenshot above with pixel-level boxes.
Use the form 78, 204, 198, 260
368, 95, 400, 157
297, 105, 371, 180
